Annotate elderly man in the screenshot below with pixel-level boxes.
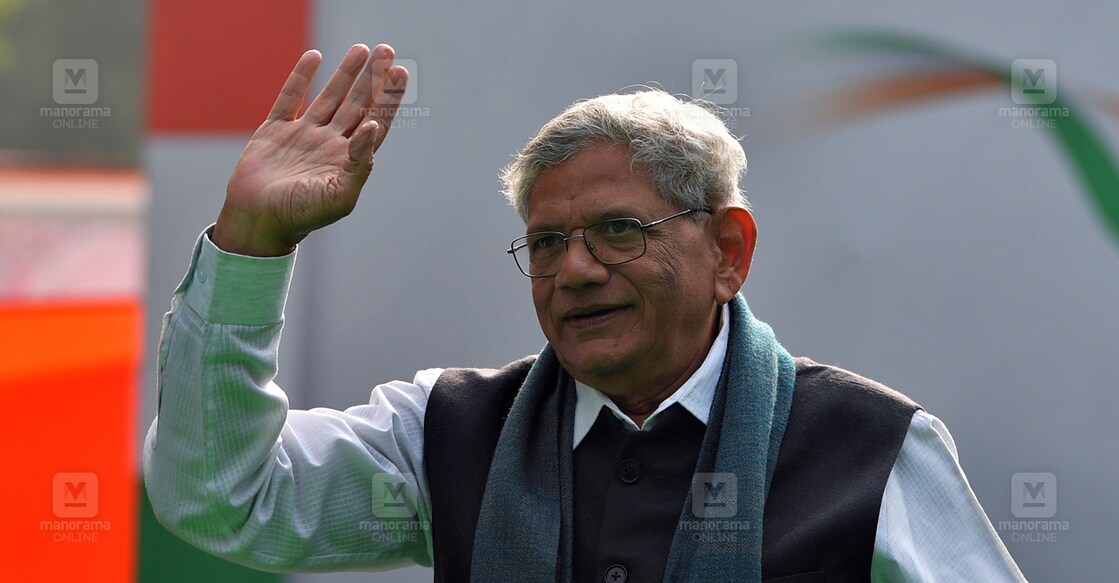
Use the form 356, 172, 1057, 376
144, 44, 1027, 582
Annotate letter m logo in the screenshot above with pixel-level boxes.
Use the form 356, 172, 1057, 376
1022, 68, 1046, 93
1022, 480, 1046, 506
1011, 59, 1057, 105
1012, 472, 1056, 518
52, 472, 99, 518
692, 59, 738, 105
372, 473, 417, 518
64, 67, 87, 91
383, 481, 407, 508
703, 68, 727, 95
53, 59, 98, 105
692, 472, 737, 518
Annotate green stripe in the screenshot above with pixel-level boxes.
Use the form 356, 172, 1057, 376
817, 30, 1119, 249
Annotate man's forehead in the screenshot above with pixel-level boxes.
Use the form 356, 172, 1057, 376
533, 145, 638, 186
525, 145, 666, 230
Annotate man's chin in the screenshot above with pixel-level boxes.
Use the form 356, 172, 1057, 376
556, 346, 637, 387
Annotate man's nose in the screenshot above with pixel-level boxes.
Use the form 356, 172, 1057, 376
554, 233, 609, 288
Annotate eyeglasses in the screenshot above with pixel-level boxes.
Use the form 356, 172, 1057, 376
507, 207, 712, 278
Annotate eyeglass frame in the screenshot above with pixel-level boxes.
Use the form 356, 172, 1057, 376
506, 207, 714, 278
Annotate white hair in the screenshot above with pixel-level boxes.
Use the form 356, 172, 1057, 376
501, 89, 747, 221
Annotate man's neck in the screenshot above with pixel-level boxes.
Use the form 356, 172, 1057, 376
595, 308, 723, 428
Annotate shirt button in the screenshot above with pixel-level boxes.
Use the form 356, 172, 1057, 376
198, 270, 208, 283
604, 564, 628, 582
617, 458, 641, 484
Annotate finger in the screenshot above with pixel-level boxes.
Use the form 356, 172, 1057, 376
302, 44, 371, 125
343, 119, 379, 181
369, 65, 410, 153
267, 50, 323, 121
331, 44, 393, 136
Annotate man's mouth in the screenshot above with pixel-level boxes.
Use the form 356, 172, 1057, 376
563, 305, 629, 329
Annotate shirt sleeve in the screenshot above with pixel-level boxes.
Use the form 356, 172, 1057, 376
142, 227, 443, 572
871, 410, 1029, 582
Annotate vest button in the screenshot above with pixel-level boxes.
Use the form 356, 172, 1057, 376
604, 563, 628, 582
617, 458, 641, 484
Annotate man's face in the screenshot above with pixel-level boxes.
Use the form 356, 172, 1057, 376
526, 142, 722, 394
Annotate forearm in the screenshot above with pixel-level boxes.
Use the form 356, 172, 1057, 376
142, 230, 432, 571
142, 229, 299, 566
144, 304, 295, 565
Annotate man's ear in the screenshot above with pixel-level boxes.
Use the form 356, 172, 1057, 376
711, 207, 757, 304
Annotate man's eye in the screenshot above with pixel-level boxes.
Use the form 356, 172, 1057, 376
602, 220, 637, 236
531, 234, 562, 251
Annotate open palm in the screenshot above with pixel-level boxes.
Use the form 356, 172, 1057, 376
214, 44, 409, 256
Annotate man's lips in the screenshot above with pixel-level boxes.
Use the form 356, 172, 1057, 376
562, 305, 631, 329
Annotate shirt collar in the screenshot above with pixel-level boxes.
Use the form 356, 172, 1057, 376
572, 304, 730, 449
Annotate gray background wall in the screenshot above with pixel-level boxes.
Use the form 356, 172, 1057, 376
144, 1, 1119, 581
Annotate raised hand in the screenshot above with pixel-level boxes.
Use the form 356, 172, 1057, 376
213, 44, 409, 256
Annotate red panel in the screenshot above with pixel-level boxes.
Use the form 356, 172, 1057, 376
147, 0, 310, 133
0, 301, 140, 581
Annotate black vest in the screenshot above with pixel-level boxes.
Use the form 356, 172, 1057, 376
424, 357, 919, 582
573, 404, 706, 583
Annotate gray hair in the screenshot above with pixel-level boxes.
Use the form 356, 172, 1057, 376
501, 89, 748, 222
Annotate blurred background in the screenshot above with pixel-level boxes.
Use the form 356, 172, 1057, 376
1, 0, 1116, 581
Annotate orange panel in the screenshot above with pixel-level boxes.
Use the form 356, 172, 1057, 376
0, 301, 140, 382
147, 0, 311, 133
0, 301, 140, 581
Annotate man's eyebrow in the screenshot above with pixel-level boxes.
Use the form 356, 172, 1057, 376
524, 221, 564, 234
589, 207, 639, 221
526, 208, 643, 233
582, 207, 654, 227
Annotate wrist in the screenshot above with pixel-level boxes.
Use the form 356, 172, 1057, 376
212, 210, 297, 257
